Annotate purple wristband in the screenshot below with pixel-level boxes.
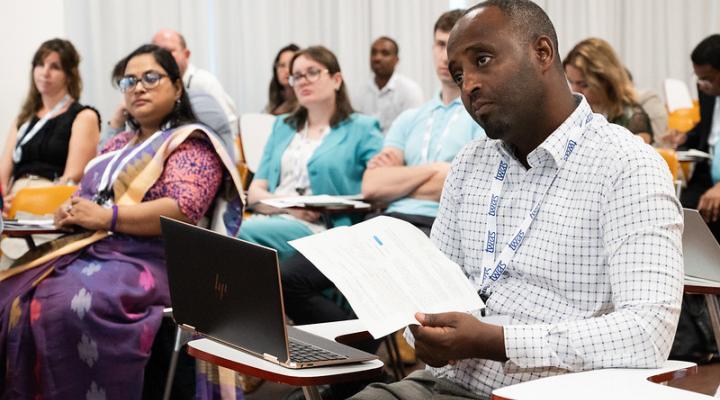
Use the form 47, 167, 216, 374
110, 204, 118, 232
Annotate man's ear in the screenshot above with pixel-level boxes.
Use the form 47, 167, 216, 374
534, 35, 555, 72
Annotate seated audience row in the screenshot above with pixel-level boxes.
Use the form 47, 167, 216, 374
0, 44, 243, 398
0, 2, 715, 398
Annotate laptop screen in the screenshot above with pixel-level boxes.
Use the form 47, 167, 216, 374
683, 208, 720, 283
161, 217, 291, 362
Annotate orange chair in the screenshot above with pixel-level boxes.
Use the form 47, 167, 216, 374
691, 99, 700, 123
656, 148, 682, 198
2, 185, 76, 252
8, 185, 77, 218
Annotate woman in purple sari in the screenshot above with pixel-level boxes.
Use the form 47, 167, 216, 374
0, 44, 243, 399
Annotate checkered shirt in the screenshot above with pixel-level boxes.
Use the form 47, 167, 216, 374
424, 96, 683, 397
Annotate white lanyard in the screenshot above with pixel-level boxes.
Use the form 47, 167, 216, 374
420, 107, 462, 164
94, 129, 163, 205
13, 95, 71, 162
478, 115, 592, 293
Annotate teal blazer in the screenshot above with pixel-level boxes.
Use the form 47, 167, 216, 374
255, 113, 383, 225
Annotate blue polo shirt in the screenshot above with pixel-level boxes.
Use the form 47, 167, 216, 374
384, 94, 485, 217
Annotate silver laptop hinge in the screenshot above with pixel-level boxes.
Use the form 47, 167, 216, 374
180, 324, 196, 332
262, 353, 278, 363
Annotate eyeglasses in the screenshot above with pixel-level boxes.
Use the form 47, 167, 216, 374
117, 71, 168, 93
288, 68, 329, 87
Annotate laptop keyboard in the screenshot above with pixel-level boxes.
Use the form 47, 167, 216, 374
288, 338, 348, 363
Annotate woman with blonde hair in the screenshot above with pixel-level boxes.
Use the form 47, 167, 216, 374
563, 38, 653, 143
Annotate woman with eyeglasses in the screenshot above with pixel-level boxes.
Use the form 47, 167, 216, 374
242, 46, 383, 260
0, 38, 100, 213
265, 43, 300, 115
564, 38, 653, 144
0, 44, 243, 399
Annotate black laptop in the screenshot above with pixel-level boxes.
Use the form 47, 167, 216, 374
160, 217, 378, 368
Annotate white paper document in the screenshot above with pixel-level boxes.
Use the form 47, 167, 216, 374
261, 194, 370, 209
289, 216, 485, 338
677, 149, 712, 162
3, 218, 56, 229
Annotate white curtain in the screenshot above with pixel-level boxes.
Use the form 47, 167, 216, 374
61, 0, 720, 123
539, 0, 720, 99
63, 0, 449, 120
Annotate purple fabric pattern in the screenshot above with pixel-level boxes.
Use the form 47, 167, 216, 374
0, 126, 229, 399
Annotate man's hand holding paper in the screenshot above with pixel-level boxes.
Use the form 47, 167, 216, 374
410, 311, 507, 368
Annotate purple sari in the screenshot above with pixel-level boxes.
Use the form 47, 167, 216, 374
0, 124, 243, 399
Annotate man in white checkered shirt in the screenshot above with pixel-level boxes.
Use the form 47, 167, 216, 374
351, 1, 683, 399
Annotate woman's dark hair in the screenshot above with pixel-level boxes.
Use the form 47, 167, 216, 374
284, 46, 354, 130
266, 43, 300, 114
111, 44, 196, 131
17, 38, 83, 128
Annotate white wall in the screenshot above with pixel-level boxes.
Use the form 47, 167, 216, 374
0, 0, 65, 140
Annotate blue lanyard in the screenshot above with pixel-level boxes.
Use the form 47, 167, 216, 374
477, 114, 593, 293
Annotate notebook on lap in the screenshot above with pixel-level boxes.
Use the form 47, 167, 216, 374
160, 217, 377, 369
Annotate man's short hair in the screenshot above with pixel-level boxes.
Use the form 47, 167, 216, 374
691, 34, 720, 70
375, 36, 400, 56
467, 0, 559, 65
434, 9, 464, 34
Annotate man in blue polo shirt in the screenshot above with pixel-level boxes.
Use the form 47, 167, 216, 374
361, 10, 485, 234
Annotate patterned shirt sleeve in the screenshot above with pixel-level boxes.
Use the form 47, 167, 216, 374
502, 131, 683, 372
145, 136, 223, 222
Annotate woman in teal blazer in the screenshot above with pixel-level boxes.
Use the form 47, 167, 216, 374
241, 46, 383, 259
